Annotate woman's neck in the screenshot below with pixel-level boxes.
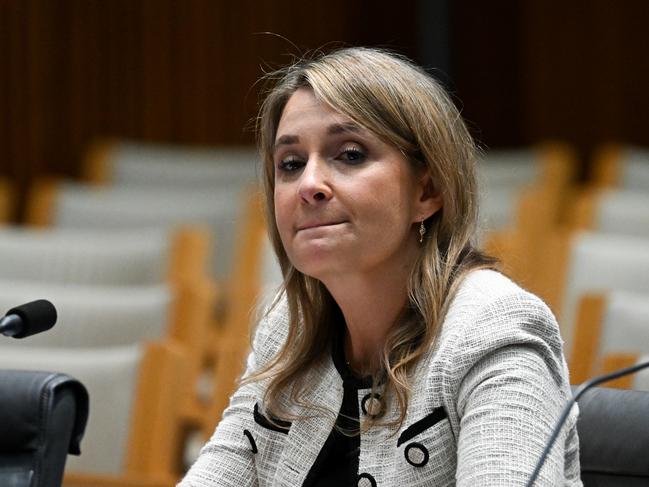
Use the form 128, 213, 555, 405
323, 265, 413, 373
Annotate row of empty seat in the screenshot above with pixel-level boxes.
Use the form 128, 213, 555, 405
0, 140, 282, 486
478, 142, 649, 391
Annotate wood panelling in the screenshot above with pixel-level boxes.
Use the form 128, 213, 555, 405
449, 0, 525, 148
450, 0, 649, 179
0, 0, 416, 219
2, 0, 648, 205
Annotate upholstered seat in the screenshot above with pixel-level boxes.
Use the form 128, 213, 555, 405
27, 181, 244, 281
0, 226, 210, 286
82, 139, 258, 188
569, 188, 649, 239
539, 231, 649, 356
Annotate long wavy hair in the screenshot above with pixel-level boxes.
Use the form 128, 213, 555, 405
247, 47, 496, 429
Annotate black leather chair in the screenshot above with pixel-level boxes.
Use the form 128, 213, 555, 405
0, 370, 89, 487
577, 386, 649, 486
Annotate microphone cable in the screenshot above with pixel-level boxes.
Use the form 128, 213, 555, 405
525, 359, 649, 486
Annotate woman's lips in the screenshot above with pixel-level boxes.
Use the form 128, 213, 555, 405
296, 221, 347, 232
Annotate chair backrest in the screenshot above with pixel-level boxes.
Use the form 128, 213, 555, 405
477, 143, 574, 233
27, 180, 245, 281
0, 226, 177, 286
0, 342, 187, 480
477, 143, 575, 291
0, 281, 172, 347
83, 139, 258, 188
0, 279, 214, 428
569, 188, 649, 239
201, 192, 282, 434
539, 232, 649, 356
577, 386, 649, 486
593, 144, 649, 191
478, 142, 575, 191
570, 291, 649, 383
0, 370, 89, 487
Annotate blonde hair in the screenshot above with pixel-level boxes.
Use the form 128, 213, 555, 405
249, 47, 496, 429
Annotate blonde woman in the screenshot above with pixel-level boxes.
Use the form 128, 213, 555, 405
180, 48, 581, 486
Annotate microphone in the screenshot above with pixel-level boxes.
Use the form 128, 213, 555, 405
525, 358, 649, 486
0, 299, 57, 339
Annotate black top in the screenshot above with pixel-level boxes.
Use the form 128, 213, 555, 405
302, 333, 372, 487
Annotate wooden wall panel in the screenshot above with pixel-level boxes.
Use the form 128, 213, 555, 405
0, 0, 417, 200
450, 0, 649, 180
3, 0, 648, 208
449, 0, 524, 148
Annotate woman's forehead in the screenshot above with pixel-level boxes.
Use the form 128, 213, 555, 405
275, 89, 370, 142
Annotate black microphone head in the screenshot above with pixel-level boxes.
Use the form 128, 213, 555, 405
6, 299, 57, 339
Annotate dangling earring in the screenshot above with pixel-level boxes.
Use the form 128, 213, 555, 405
418, 220, 426, 243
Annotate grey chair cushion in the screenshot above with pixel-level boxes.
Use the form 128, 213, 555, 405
577, 387, 649, 485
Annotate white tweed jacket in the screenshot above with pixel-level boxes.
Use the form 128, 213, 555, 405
180, 270, 582, 486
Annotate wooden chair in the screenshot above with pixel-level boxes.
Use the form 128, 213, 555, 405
567, 187, 649, 239
0, 225, 209, 287
592, 144, 649, 190
599, 353, 649, 391
0, 277, 214, 415
478, 141, 576, 193
81, 138, 258, 189
478, 142, 577, 293
198, 190, 275, 436
484, 184, 566, 294
536, 231, 649, 363
0, 281, 173, 348
0, 342, 189, 487
26, 178, 242, 282
569, 291, 649, 384
0, 225, 217, 435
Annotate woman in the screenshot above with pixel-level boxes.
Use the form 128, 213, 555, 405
180, 47, 581, 486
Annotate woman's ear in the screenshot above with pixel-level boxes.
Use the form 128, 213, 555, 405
414, 173, 443, 221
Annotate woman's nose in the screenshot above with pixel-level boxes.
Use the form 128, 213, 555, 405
298, 158, 332, 204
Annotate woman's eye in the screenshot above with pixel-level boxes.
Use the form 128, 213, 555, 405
277, 157, 305, 173
338, 147, 366, 164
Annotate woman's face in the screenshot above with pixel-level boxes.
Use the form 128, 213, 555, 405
273, 88, 440, 283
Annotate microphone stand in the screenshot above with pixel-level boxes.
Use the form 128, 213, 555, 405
525, 359, 649, 487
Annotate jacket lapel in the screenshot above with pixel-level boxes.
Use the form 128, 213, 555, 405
273, 356, 342, 487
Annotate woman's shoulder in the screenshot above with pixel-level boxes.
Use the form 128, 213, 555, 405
439, 269, 562, 358
448, 269, 552, 318
453, 268, 531, 303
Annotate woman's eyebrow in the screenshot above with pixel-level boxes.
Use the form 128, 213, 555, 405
327, 122, 362, 136
274, 123, 364, 151
274, 134, 299, 150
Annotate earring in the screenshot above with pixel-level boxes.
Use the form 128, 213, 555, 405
418, 220, 426, 243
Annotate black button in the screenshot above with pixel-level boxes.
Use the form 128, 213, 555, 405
404, 442, 429, 467
361, 393, 384, 418
357, 472, 377, 487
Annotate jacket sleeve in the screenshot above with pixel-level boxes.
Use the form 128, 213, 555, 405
447, 292, 581, 486
177, 301, 288, 487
